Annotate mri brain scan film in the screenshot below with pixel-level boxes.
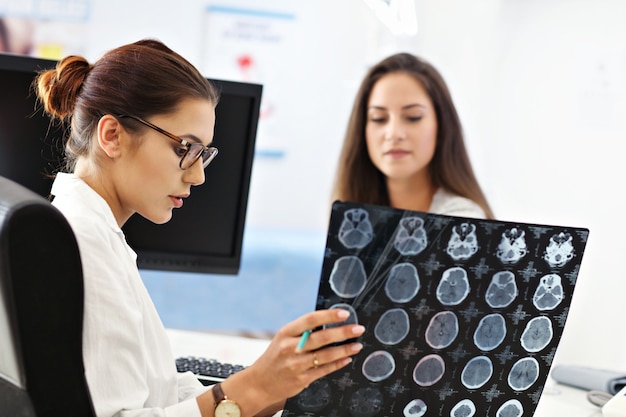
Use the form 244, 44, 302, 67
283, 201, 589, 417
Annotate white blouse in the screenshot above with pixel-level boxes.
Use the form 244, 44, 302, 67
51, 173, 208, 417
429, 187, 487, 219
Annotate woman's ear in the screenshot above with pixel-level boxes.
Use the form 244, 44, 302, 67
96, 115, 123, 159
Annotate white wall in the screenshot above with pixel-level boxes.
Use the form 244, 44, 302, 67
8, 0, 625, 371
466, 0, 626, 371
402, 0, 626, 371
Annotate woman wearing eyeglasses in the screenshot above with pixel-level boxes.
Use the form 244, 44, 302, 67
35, 39, 364, 417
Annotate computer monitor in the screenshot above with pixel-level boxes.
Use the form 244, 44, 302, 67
0, 53, 261, 275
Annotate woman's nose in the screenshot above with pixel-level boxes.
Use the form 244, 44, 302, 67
384, 118, 407, 142
184, 158, 206, 186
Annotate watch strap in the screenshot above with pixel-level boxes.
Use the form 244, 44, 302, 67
212, 382, 226, 406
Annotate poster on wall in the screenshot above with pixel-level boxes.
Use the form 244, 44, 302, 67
0, 0, 90, 59
202, 4, 296, 159
283, 200, 589, 417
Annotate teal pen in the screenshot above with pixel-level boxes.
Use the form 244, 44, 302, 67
297, 330, 311, 350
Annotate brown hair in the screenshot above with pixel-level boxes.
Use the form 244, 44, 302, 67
332, 53, 494, 219
35, 39, 219, 171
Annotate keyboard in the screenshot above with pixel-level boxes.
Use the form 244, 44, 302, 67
175, 356, 246, 386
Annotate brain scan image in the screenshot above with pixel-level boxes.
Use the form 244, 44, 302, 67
413, 354, 446, 387
532, 273, 564, 311
348, 387, 384, 417
507, 357, 540, 391
403, 399, 427, 417
446, 223, 479, 261
473, 313, 507, 351
520, 316, 553, 352
338, 208, 374, 249
329, 256, 367, 298
485, 271, 518, 308
324, 303, 358, 332
496, 228, 528, 265
283, 202, 588, 417
460, 356, 493, 389
296, 379, 332, 412
385, 262, 421, 303
450, 399, 476, 417
425, 311, 459, 349
393, 216, 428, 255
374, 308, 410, 345
329, 303, 358, 323
436, 267, 470, 306
496, 399, 523, 417
362, 350, 396, 382
543, 231, 575, 268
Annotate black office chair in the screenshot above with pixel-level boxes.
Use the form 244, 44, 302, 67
0, 176, 95, 417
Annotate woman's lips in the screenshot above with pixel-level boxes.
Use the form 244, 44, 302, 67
170, 196, 184, 208
385, 149, 411, 158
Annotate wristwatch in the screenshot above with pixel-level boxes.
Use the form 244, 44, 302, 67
212, 382, 241, 417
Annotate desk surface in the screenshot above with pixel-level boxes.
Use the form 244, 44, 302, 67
167, 327, 270, 366
166, 328, 604, 417
534, 383, 603, 417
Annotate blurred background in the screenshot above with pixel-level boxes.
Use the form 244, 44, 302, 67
1, 0, 625, 372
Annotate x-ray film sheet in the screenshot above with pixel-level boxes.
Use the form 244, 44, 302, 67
282, 201, 589, 417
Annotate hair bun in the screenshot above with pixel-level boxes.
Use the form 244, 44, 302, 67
36, 55, 92, 120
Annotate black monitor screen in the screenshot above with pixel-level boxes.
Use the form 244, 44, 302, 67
0, 53, 261, 275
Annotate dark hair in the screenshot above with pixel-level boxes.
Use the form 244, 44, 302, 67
35, 39, 219, 171
332, 53, 494, 219
0, 19, 8, 52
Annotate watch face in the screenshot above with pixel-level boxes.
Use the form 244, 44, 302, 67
215, 399, 241, 417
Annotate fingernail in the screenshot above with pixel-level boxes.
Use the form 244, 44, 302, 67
352, 325, 365, 335
337, 309, 350, 319
352, 342, 363, 352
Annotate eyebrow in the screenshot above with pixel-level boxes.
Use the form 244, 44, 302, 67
368, 103, 428, 111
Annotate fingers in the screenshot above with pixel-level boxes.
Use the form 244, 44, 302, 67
286, 308, 351, 337
295, 327, 364, 376
240, 311, 365, 406
289, 309, 365, 353
299, 322, 365, 353
301, 341, 364, 380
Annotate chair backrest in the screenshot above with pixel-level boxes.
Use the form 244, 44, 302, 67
0, 176, 95, 417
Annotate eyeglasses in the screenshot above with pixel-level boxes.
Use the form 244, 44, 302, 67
119, 115, 218, 170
